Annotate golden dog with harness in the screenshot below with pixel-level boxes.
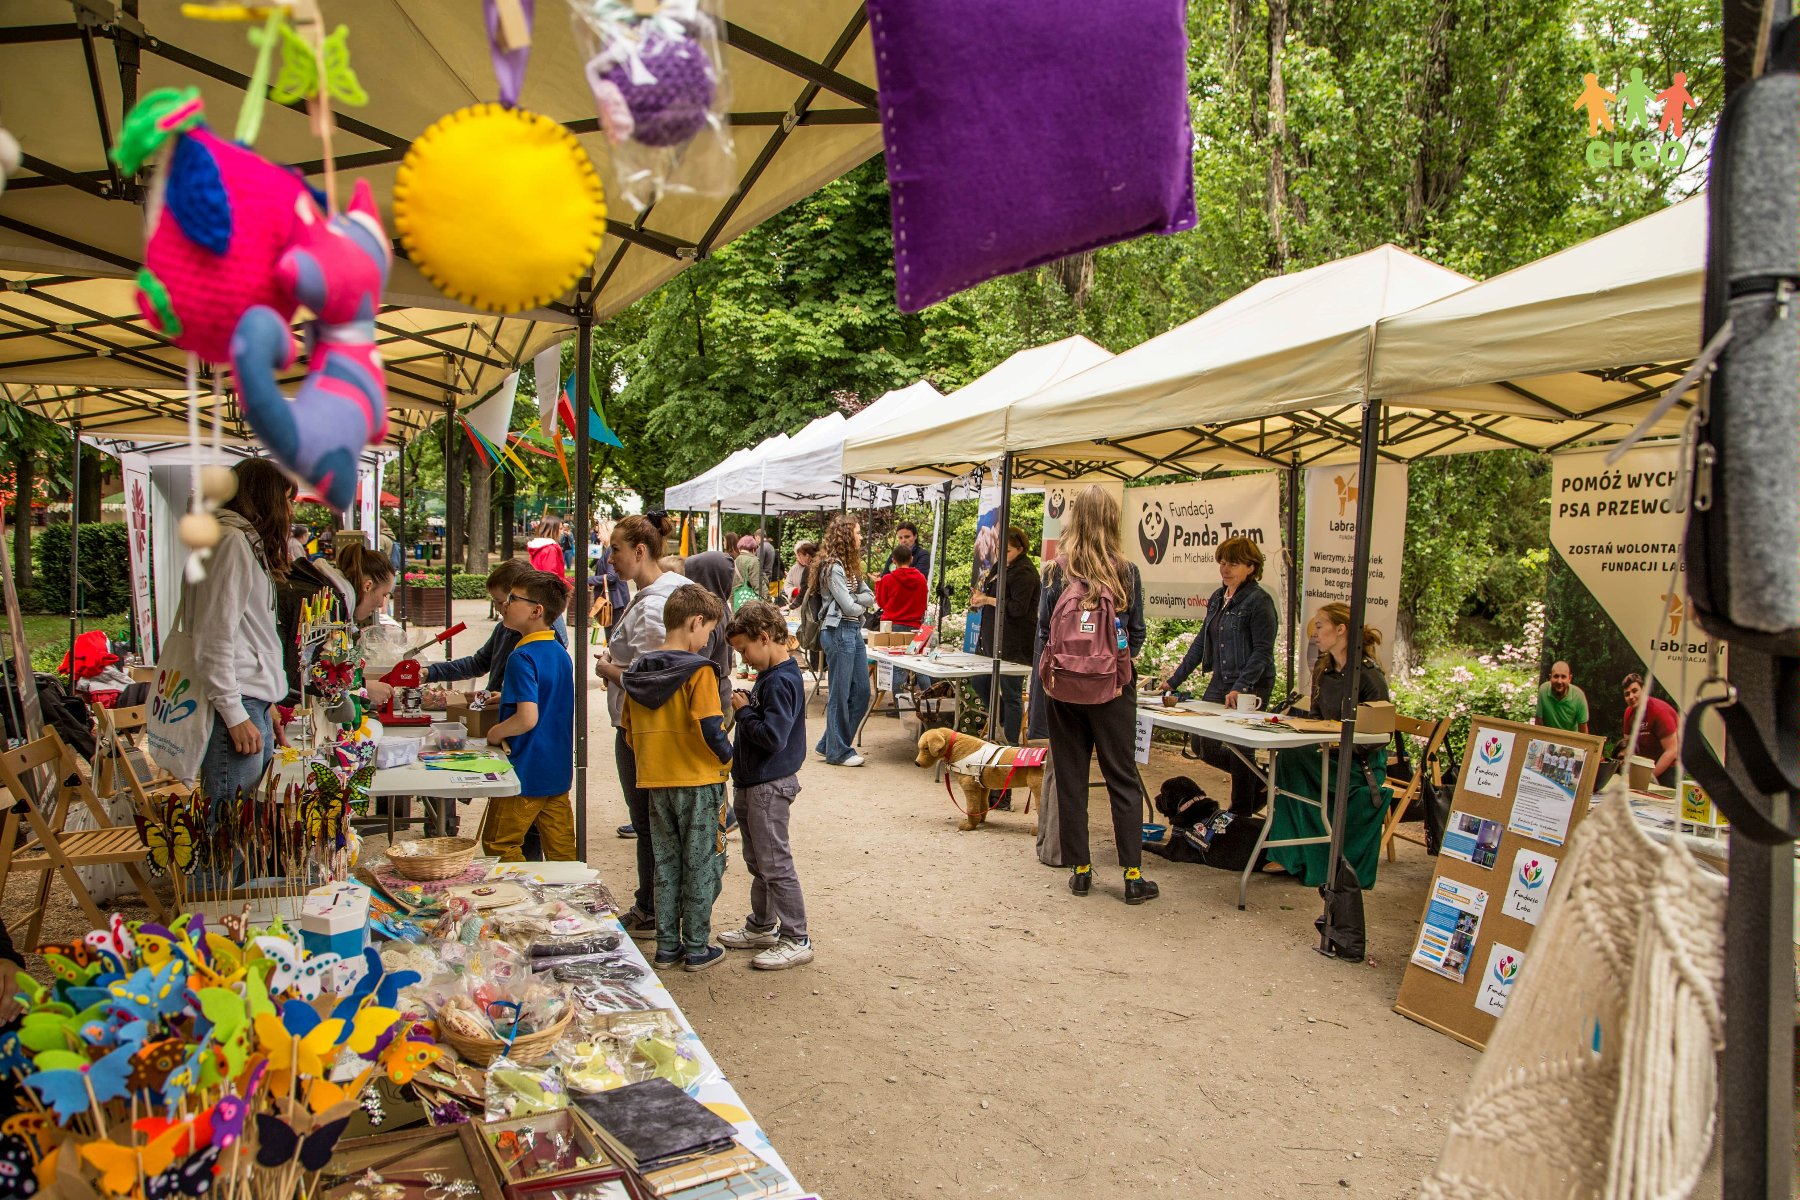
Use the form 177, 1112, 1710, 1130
915, 728, 1048, 831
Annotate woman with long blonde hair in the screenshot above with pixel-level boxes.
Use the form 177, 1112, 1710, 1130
811, 515, 874, 766
1263, 602, 1392, 888
1037, 486, 1156, 905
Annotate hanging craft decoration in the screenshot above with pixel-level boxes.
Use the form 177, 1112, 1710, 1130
394, 1, 606, 314
113, 88, 310, 364
230, 178, 392, 514
567, 0, 736, 211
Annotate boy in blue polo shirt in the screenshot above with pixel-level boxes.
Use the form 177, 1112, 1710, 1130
482, 570, 577, 861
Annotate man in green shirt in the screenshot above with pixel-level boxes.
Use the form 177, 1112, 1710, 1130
1535, 660, 1589, 732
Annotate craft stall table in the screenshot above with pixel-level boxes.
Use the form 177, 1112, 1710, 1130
1135, 699, 1389, 909
273, 735, 520, 841
861, 646, 1032, 740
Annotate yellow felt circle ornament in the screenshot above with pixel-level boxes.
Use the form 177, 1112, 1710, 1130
394, 104, 606, 314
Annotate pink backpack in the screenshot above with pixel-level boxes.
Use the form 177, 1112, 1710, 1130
1039, 568, 1133, 705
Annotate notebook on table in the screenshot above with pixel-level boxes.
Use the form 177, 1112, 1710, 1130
575, 1078, 739, 1174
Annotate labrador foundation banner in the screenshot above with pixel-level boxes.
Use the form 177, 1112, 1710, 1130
1121, 475, 1283, 621
1040, 481, 1125, 564
1549, 444, 1721, 749
1302, 463, 1407, 672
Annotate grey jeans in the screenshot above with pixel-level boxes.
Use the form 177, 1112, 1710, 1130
732, 775, 807, 939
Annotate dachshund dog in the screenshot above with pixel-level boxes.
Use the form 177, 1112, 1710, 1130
915, 728, 1046, 832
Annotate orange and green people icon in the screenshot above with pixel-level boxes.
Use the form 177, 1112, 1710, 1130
1575, 73, 1616, 135
1618, 67, 1657, 130
1657, 72, 1699, 137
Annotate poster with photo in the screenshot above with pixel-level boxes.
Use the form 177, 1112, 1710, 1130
1508, 738, 1586, 846
1440, 810, 1505, 869
1501, 848, 1559, 925
1464, 728, 1515, 798
1474, 943, 1527, 1018
1410, 878, 1489, 984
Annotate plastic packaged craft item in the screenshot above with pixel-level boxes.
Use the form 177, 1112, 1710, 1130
484, 1055, 570, 1122
555, 1038, 635, 1093
547, 957, 647, 985
567, 978, 654, 1016
566, 0, 736, 211
528, 933, 621, 959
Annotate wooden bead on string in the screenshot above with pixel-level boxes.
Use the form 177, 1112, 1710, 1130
200, 465, 238, 504
179, 511, 221, 549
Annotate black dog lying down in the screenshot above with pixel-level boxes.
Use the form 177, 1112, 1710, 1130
1146, 776, 1266, 871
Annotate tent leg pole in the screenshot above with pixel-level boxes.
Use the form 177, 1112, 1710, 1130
839, 476, 849, 514
1285, 460, 1300, 701
935, 481, 951, 645
398, 441, 408, 628
1319, 400, 1381, 958
443, 399, 454, 648
574, 294, 594, 863
66, 423, 81, 669
984, 456, 1013, 741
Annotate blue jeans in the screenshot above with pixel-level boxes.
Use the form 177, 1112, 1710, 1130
816, 621, 869, 763
972, 673, 1025, 743
200, 697, 273, 817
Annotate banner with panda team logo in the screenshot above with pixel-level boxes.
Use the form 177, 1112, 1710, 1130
1121, 476, 1283, 621
1302, 463, 1407, 673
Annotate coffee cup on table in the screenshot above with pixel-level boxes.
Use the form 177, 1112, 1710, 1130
1626, 755, 1656, 791
1234, 693, 1264, 713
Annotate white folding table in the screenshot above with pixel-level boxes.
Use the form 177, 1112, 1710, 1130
862, 646, 1032, 740
1137, 699, 1388, 908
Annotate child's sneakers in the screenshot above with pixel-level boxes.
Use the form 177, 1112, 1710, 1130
653, 948, 684, 969
718, 922, 780, 950
685, 945, 725, 972
750, 937, 814, 971
620, 906, 658, 940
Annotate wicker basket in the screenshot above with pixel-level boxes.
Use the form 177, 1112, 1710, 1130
441, 1006, 573, 1067
385, 836, 479, 882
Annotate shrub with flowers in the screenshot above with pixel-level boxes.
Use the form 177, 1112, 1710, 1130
1391, 602, 1544, 759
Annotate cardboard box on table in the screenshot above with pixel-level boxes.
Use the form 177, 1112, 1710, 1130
445, 692, 502, 739
1393, 716, 1605, 1050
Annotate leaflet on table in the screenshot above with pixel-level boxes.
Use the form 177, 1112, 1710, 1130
1474, 942, 1526, 1017
1501, 848, 1558, 925
1410, 878, 1488, 983
1507, 738, 1586, 846
1440, 810, 1504, 870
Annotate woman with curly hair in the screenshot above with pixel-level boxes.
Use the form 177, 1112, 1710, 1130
809, 515, 874, 766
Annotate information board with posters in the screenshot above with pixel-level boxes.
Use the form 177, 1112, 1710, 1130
1550, 444, 1723, 752
1301, 463, 1406, 673
1393, 716, 1604, 1049
1119, 475, 1283, 621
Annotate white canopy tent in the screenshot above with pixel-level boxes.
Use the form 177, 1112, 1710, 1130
840, 336, 1114, 482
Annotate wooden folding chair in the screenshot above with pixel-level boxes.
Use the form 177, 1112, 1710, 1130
0, 729, 168, 951
92, 704, 191, 817
1380, 714, 1451, 862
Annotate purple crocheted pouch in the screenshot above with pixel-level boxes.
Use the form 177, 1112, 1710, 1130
867, 0, 1197, 313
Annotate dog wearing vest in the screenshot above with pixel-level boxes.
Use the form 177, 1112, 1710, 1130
915, 728, 1047, 832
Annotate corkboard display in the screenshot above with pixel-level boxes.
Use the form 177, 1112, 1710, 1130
1393, 716, 1606, 1049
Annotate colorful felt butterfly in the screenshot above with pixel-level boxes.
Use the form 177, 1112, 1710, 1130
0, 1114, 50, 1156
23, 1042, 135, 1120
81, 1121, 193, 1194
195, 989, 249, 1078
254, 1001, 344, 1092
108, 960, 188, 1023
338, 1005, 400, 1057
0, 1031, 28, 1076
146, 1145, 219, 1200
379, 1036, 443, 1085
305, 1065, 373, 1114
130, 1037, 187, 1094
253, 1105, 352, 1173
39, 946, 98, 988
160, 1042, 212, 1109
131, 925, 178, 972
136, 805, 198, 877
289, 952, 341, 1002
251, 936, 301, 995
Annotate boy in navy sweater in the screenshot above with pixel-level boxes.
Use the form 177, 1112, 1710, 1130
719, 601, 813, 970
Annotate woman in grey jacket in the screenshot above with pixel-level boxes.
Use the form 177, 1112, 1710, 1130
811, 515, 874, 767
194, 459, 292, 815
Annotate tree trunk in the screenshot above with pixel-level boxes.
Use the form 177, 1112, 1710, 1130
466, 456, 491, 574
77, 447, 103, 525
1265, 0, 1292, 272
501, 471, 516, 560
1047, 252, 1096, 309
1405, 2, 1460, 237
12, 450, 31, 597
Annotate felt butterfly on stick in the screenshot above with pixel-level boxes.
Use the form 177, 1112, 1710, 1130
263, 20, 368, 107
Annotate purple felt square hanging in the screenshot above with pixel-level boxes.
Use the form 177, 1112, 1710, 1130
867, 0, 1197, 313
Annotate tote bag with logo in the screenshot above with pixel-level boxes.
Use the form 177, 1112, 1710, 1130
145, 601, 213, 784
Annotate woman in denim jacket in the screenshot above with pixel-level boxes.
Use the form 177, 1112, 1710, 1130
1159, 536, 1280, 814
810, 515, 874, 767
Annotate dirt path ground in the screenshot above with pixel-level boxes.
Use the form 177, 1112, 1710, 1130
7, 606, 1476, 1198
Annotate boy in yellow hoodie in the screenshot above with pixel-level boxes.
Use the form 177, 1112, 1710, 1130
621, 584, 734, 971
